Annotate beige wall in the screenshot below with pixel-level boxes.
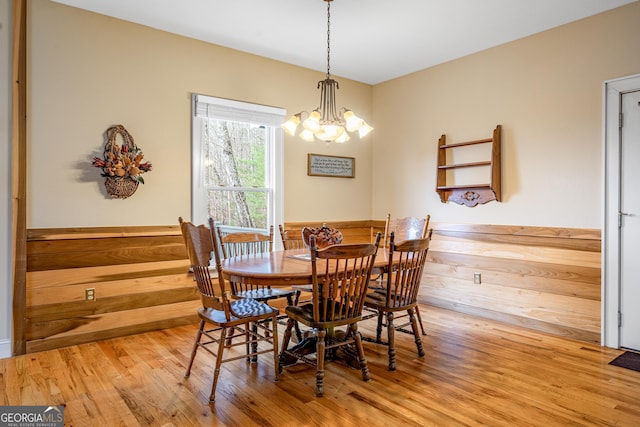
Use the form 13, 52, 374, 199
27, 1, 640, 230
372, 2, 640, 228
27, 0, 373, 228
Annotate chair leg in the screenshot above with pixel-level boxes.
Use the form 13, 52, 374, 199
278, 318, 295, 371
315, 329, 326, 397
375, 310, 384, 342
225, 327, 235, 346
280, 318, 294, 353
286, 294, 303, 343
251, 322, 259, 363
209, 326, 228, 403
409, 308, 425, 357
350, 323, 370, 381
415, 304, 427, 336
246, 323, 251, 362
386, 312, 397, 371
185, 320, 205, 377
271, 315, 280, 382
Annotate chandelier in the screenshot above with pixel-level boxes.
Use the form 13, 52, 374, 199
281, 0, 373, 143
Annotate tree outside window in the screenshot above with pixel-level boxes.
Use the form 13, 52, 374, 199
201, 119, 267, 228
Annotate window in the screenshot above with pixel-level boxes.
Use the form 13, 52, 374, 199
192, 94, 284, 233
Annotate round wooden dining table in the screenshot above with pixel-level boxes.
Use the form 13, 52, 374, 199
220, 247, 390, 287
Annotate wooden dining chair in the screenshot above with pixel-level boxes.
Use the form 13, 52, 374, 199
217, 225, 299, 343
363, 230, 432, 371
383, 213, 430, 248
278, 224, 306, 250
179, 217, 279, 403
377, 213, 431, 336
279, 232, 381, 397
279, 224, 313, 313
217, 225, 297, 306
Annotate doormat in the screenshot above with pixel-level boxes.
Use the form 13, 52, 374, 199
609, 351, 640, 372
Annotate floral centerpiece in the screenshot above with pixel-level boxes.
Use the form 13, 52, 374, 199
302, 224, 343, 249
91, 124, 152, 198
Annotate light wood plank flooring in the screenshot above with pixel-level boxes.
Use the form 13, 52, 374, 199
1, 306, 639, 426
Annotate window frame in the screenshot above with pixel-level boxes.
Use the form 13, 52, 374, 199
191, 93, 285, 238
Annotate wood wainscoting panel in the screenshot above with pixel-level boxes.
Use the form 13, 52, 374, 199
25, 226, 199, 353
422, 223, 601, 343
27, 235, 188, 271
25, 301, 200, 353
282, 220, 386, 244
23, 221, 602, 352
27, 260, 192, 305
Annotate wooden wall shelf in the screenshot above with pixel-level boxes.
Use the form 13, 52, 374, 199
436, 125, 501, 207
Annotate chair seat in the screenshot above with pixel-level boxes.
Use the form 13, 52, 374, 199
364, 290, 387, 305
285, 303, 361, 329
199, 299, 279, 327
234, 287, 296, 301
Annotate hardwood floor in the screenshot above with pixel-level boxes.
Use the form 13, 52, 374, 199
1, 306, 639, 426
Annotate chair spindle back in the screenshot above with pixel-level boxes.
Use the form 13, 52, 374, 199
383, 214, 430, 247
310, 232, 381, 323
218, 226, 274, 258
179, 217, 229, 317
279, 225, 306, 250
384, 230, 433, 309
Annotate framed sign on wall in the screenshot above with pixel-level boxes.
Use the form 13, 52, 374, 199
307, 154, 355, 178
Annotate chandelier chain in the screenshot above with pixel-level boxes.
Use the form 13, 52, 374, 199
326, 0, 331, 78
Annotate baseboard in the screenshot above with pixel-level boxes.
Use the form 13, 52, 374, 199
0, 339, 11, 359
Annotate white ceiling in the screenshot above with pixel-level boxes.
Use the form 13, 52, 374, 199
52, 0, 636, 85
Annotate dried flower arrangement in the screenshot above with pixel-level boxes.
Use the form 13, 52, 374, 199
91, 124, 152, 199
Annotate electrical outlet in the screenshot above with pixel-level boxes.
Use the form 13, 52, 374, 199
85, 288, 96, 302
474, 272, 481, 284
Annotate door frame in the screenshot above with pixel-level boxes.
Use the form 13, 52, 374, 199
603, 72, 640, 348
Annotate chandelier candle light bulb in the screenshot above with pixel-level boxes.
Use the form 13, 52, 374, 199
281, 0, 373, 143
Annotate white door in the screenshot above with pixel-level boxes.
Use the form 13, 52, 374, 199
620, 89, 640, 351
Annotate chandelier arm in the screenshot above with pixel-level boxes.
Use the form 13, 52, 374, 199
326, 81, 334, 122
320, 80, 328, 121
329, 80, 340, 123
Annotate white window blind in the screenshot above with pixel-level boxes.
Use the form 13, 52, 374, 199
194, 94, 285, 126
